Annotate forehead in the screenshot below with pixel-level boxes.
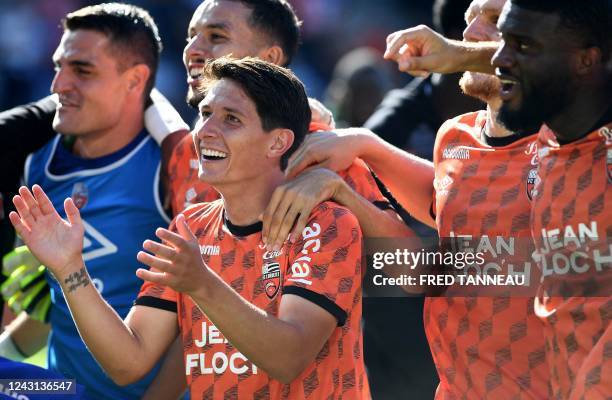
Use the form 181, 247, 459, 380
200, 78, 256, 115
53, 29, 114, 64
499, 3, 562, 37
466, 0, 506, 20
190, 0, 253, 32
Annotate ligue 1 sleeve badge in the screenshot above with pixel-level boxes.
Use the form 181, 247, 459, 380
262, 262, 281, 299
71, 182, 89, 209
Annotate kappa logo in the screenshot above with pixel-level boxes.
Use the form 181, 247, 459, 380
526, 168, 540, 200
442, 146, 470, 160
262, 262, 281, 299
71, 182, 89, 209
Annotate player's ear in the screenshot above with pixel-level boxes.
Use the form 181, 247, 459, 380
267, 128, 294, 161
575, 47, 602, 76
259, 45, 285, 66
126, 64, 150, 94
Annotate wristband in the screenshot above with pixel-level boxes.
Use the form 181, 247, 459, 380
145, 88, 190, 145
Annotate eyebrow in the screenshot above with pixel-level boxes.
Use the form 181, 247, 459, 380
200, 105, 247, 118
53, 59, 95, 69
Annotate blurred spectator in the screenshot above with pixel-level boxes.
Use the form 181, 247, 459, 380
325, 47, 394, 127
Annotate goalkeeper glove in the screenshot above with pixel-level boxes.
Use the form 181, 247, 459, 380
1, 246, 51, 323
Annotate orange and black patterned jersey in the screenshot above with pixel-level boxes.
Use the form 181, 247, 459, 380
428, 111, 549, 399
136, 200, 370, 399
530, 122, 612, 400
168, 123, 391, 216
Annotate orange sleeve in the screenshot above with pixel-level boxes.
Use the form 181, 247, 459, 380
282, 202, 363, 326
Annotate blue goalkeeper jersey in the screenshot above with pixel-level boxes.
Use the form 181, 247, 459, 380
25, 131, 170, 399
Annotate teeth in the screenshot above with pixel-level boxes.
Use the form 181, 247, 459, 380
499, 78, 515, 85
201, 148, 227, 158
189, 67, 202, 79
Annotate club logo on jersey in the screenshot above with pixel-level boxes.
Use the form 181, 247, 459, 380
526, 168, 540, 200
71, 182, 89, 209
607, 149, 612, 183
599, 126, 612, 145
262, 262, 281, 299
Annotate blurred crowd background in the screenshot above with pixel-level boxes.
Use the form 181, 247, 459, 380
0, 0, 435, 123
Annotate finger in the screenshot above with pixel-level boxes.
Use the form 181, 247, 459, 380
135, 268, 169, 285
18, 187, 42, 220
9, 211, 30, 239
32, 185, 58, 216
289, 212, 311, 244
155, 227, 185, 249
266, 191, 297, 251
270, 202, 302, 251
143, 239, 176, 260
137, 251, 173, 272
175, 214, 196, 241
261, 188, 286, 244
385, 30, 412, 60
398, 54, 437, 75
286, 148, 320, 179
12, 195, 35, 229
64, 198, 82, 227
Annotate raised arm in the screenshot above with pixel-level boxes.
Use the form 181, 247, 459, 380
285, 129, 435, 228
9, 185, 178, 385
384, 24, 498, 77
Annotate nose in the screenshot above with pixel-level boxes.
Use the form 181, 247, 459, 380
50, 67, 72, 94
194, 114, 221, 141
184, 35, 213, 65
463, 16, 500, 42
491, 40, 513, 71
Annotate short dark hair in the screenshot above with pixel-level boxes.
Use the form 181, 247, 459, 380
433, 0, 473, 39
63, 3, 163, 99
510, 0, 611, 61
200, 57, 310, 170
228, 0, 301, 66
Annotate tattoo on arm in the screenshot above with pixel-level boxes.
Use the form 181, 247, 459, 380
64, 268, 90, 293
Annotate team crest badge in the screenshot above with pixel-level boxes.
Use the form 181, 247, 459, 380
262, 262, 281, 299
607, 149, 612, 184
71, 182, 89, 209
599, 127, 612, 145
526, 168, 540, 200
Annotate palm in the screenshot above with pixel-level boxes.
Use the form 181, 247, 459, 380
26, 211, 83, 272
10, 186, 84, 276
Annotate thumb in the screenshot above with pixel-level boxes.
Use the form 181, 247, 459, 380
64, 198, 82, 227
175, 214, 196, 241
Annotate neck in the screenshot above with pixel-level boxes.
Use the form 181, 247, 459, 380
546, 87, 611, 143
217, 171, 285, 227
485, 103, 514, 138
73, 108, 144, 159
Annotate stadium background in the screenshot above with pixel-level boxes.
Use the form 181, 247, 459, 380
0, 0, 433, 121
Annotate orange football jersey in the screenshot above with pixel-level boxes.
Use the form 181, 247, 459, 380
530, 122, 612, 400
136, 200, 370, 399
428, 111, 549, 399
168, 123, 390, 216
